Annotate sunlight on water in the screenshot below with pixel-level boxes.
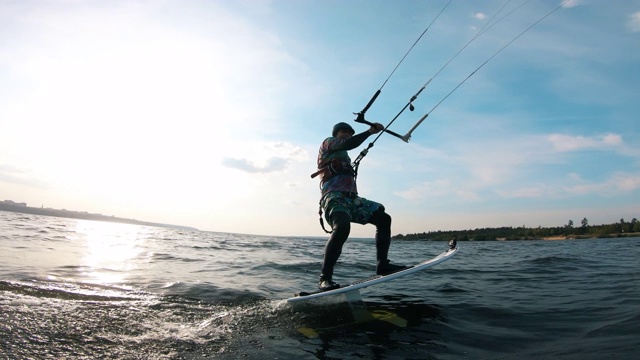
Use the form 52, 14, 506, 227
74, 220, 150, 285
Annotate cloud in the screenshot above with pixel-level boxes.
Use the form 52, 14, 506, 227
222, 157, 288, 173
394, 180, 451, 201
495, 186, 549, 199
221, 141, 308, 174
474, 13, 487, 20
547, 133, 623, 152
610, 172, 640, 191
562, 0, 582, 9
563, 172, 640, 196
494, 172, 640, 200
268, 142, 308, 161
629, 12, 640, 32
0, 164, 47, 187
394, 179, 479, 202
393, 127, 635, 207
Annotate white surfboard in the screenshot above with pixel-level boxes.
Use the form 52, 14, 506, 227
287, 239, 458, 303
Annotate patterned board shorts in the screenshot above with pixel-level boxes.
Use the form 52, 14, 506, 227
320, 191, 383, 226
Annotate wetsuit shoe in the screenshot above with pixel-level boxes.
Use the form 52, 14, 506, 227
376, 260, 407, 275
318, 278, 340, 291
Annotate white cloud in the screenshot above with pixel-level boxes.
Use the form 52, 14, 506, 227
0, 164, 47, 188
496, 186, 549, 199
474, 12, 487, 20
547, 133, 623, 152
222, 157, 289, 173
611, 172, 640, 191
394, 179, 454, 201
488, 172, 640, 200
629, 12, 640, 32
394, 178, 480, 202
602, 133, 623, 145
563, 172, 640, 196
562, 0, 582, 9
222, 141, 308, 174
563, 182, 610, 196
394, 128, 634, 207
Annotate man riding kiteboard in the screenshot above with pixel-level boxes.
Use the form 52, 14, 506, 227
314, 121, 406, 291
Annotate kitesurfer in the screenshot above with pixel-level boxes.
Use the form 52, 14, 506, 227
315, 121, 406, 291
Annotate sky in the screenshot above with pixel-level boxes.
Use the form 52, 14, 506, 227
1, 0, 639, 237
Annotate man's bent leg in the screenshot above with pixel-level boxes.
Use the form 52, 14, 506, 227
369, 208, 391, 262
369, 208, 406, 275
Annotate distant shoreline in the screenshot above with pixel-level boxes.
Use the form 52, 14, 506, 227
541, 234, 640, 240
505, 234, 640, 241
398, 233, 640, 242
3, 201, 637, 240
0, 202, 198, 232
395, 229, 640, 242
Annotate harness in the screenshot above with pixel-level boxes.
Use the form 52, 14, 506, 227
311, 159, 355, 233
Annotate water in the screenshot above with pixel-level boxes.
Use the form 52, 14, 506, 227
1, 210, 639, 359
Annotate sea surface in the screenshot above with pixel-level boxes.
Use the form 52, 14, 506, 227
1, 210, 639, 359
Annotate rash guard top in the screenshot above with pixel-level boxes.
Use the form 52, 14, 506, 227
317, 131, 372, 196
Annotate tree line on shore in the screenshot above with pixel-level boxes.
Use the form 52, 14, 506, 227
394, 217, 640, 241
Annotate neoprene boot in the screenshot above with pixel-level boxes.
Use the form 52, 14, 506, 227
376, 259, 407, 275
318, 274, 340, 291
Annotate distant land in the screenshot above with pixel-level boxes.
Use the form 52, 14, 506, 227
0, 200, 198, 231
394, 217, 640, 242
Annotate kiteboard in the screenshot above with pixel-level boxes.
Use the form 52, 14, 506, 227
287, 239, 458, 303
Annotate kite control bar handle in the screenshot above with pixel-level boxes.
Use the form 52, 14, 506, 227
354, 113, 408, 142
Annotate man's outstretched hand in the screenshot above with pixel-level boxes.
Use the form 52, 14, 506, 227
369, 122, 384, 134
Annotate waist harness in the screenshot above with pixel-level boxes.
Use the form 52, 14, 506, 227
312, 159, 355, 233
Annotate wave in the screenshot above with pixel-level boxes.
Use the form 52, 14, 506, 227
0, 280, 146, 302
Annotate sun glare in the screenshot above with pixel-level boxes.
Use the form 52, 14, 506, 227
74, 220, 150, 285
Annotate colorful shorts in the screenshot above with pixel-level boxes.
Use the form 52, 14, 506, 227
320, 191, 383, 226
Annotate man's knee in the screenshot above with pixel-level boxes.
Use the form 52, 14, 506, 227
370, 208, 391, 228
331, 211, 351, 234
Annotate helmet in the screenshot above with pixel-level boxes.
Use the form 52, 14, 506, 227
332, 122, 355, 137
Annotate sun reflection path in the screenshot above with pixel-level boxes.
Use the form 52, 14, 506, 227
74, 220, 152, 285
